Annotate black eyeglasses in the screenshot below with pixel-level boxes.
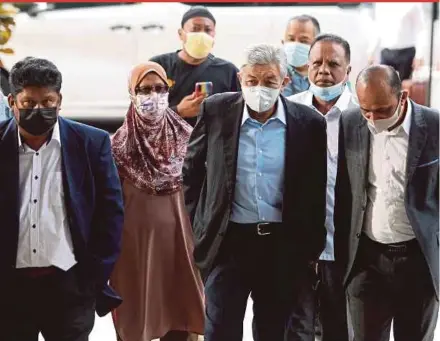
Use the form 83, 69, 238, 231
135, 84, 169, 95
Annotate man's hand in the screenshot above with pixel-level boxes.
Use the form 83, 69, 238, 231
176, 92, 206, 118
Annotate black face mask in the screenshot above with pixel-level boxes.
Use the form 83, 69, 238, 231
17, 107, 58, 136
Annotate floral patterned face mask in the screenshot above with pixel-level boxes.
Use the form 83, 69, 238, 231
133, 92, 169, 118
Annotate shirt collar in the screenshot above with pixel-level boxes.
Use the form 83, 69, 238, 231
401, 99, 412, 135
18, 120, 61, 150
289, 66, 308, 80
241, 97, 286, 126
304, 86, 353, 114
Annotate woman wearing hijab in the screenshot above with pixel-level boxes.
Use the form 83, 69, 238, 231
110, 62, 204, 341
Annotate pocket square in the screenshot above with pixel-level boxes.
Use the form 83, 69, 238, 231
417, 159, 439, 168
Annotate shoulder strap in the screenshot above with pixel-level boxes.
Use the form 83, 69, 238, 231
170, 55, 214, 101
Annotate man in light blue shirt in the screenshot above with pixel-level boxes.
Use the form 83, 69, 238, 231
282, 15, 321, 97
0, 91, 11, 121
183, 43, 328, 341
230, 98, 286, 224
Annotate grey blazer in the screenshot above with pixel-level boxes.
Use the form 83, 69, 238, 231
342, 101, 439, 299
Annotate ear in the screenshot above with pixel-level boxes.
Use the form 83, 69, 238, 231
7, 94, 19, 121
401, 89, 409, 104
347, 65, 352, 76
281, 39, 284, 45
237, 71, 243, 85
178, 28, 185, 42
58, 93, 63, 110
282, 75, 291, 88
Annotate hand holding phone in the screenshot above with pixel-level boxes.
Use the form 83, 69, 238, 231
195, 82, 213, 97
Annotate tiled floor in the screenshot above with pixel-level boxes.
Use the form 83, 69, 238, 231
37, 298, 439, 341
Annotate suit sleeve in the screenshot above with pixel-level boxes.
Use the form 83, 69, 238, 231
90, 134, 124, 287
309, 117, 328, 261
183, 101, 208, 223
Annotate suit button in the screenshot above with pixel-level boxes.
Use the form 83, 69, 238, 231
356, 233, 361, 238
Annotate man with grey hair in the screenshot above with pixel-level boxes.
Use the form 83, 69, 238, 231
183, 43, 328, 340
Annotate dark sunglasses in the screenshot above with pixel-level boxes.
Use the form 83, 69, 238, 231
135, 84, 169, 95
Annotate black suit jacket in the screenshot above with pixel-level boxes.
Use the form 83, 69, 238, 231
342, 102, 439, 299
0, 117, 125, 316
332, 119, 352, 267
183, 92, 328, 279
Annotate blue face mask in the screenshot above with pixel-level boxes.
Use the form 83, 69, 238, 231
284, 42, 310, 68
309, 80, 346, 101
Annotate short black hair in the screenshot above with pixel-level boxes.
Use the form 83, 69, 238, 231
289, 15, 321, 36
357, 65, 402, 98
9, 57, 62, 96
310, 33, 351, 63
181, 6, 216, 28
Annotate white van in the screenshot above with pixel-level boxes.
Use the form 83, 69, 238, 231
3, 2, 374, 121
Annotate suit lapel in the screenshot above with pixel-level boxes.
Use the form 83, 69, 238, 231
283, 99, 302, 183
222, 94, 244, 195
357, 118, 370, 190
59, 118, 86, 209
405, 102, 427, 184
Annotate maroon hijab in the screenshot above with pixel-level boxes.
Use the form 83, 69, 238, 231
111, 62, 193, 195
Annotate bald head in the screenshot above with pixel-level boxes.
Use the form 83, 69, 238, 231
356, 65, 408, 122
356, 65, 402, 99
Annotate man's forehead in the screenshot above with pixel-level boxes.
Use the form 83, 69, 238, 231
17, 87, 59, 98
288, 19, 315, 33
310, 41, 345, 59
185, 17, 214, 27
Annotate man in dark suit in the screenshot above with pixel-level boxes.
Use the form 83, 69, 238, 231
183, 43, 327, 341
0, 57, 124, 341
342, 65, 439, 341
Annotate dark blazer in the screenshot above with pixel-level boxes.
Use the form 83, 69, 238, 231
0, 117, 125, 316
333, 120, 352, 267
342, 101, 439, 299
183, 92, 328, 279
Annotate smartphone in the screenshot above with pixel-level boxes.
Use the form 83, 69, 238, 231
195, 82, 213, 96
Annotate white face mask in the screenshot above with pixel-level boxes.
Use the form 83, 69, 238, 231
367, 96, 403, 134
242, 86, 280, 113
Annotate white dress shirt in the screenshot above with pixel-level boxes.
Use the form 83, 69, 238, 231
288, 87, 357, 261
363, 101, 415, 244
16, 122, 77, 270
368, 3, 427, 57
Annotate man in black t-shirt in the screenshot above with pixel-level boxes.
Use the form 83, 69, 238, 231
150, 6, 240, 126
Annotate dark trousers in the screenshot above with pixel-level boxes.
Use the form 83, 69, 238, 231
2, 265, 96, 341
317, 260, 349, 341
380, 47, 416, 81
347, 236, 439, 341
204, 223, 315, 341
